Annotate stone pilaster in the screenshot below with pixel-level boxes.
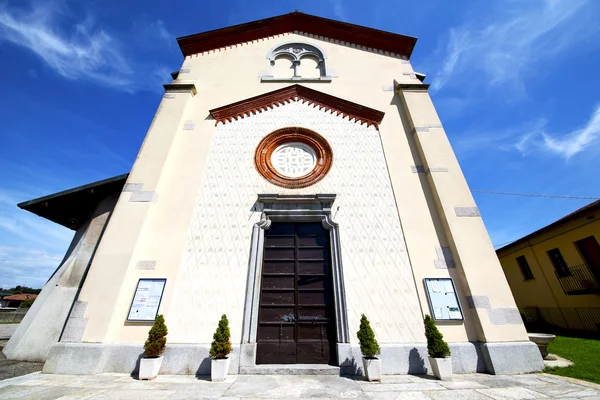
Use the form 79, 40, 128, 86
396, 83, 529, 344
75, 83, 197, 343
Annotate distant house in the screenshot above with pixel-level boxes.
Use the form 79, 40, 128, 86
0, 294, 38, 310
497, 200, 600, 336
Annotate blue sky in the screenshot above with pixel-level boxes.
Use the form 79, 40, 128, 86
1, 0, 599, 288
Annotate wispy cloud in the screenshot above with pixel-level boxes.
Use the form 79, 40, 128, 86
0, 246, 64, 288
430, 0, 596, 92
516, 105, 600, 159
0, 2, 172, 91
328, 0, 347, 21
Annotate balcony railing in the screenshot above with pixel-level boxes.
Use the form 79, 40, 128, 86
555, 264, 600, 295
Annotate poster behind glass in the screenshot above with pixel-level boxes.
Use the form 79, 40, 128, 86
127, 279, 166, 322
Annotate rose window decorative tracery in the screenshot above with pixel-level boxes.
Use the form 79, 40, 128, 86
254, 127, 333, 189
271, 142, 317, 178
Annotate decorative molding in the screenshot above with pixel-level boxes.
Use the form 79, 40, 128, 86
183, 120, 196, 130
129, 191, 156, 203
254, 127, 333, 189
163, 83, 197, 95
466, 295, 491, 309
489, 308, 522, 325
455, 207, 481, 217
395, 81, 430, 91
261, 77, 332, 83
135, 260, 156, 270
209, 84, 384, 127
434, 246, 455, 269
122, 183, 142, 192
428, 167, 449, 173
177, 12, 416, 59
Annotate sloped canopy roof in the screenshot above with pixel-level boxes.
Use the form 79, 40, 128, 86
18, 174, 128, 230
209, 84, 385, 127
177, 11, 417, 59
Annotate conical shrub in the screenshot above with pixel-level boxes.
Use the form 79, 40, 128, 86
210, 314, 232, 359
357, 314, 380, 358
144, 314, 168, 358
424, 315, 450, 358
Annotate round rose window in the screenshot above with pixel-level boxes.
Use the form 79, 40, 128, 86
255, 127, 333, 189
271, 142, 317, 178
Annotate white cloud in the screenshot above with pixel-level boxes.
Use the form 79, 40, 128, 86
0, 186, 72, 288
0, 246, 63, 288
0, 2, 171, 91
329, 0, 347, 21
430, 0, 596, 92
515, 105, 600, 159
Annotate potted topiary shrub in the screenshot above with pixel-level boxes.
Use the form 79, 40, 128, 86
139, 314, 168, 380
424, 314, 452, 381
357, 314, 381, 381
210, 314, 232, 382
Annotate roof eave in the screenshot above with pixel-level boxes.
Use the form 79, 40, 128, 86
177, 12, 417, 59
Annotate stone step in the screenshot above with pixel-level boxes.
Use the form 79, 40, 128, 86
240, 364, 340, 375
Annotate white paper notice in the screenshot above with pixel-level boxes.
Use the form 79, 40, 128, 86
448, 306, 462, 319
434, 307, 444, 319
443, 280, 454, 293
127, 279, 166, 321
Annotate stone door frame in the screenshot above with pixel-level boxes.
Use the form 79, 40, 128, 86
240, 194, 350, 367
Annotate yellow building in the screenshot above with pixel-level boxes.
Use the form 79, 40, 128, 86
497, 200, 600, 336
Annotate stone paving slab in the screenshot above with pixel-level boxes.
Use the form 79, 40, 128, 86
0, 372, 599, 399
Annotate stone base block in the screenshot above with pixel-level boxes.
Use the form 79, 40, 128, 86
338, 341, 534, 376
481, 341, 544, 375
43, 341, 543, 376
43, 343, 240, 376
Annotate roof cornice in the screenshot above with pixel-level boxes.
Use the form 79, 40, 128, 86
209, 85, 385, 127
177, 12, 417, 59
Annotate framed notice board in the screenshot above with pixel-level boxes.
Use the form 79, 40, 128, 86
126, 279, 166, 322
424, 278, 463, 321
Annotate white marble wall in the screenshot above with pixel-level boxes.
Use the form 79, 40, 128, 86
167, 100, 425, 344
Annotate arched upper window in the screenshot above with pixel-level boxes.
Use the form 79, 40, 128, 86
262, 41, 333, 82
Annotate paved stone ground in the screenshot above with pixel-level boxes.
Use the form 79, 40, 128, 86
0, 340, 44, 381
0, 372, 599, 399
0, 324, 19, 339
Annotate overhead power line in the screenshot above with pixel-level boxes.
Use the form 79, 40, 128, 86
472, 190, 599, 200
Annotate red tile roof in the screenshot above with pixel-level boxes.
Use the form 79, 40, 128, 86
177, 11, 417, 59
2, 294, 38, 301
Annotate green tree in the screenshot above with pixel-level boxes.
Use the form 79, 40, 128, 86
210, 314, 232, 359
357, 314, 380, 358
144, 314, 168, 358
20, 298, 35, 308
424, 315, 450, 358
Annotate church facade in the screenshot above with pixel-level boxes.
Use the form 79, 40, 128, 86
4, 12, 543, 375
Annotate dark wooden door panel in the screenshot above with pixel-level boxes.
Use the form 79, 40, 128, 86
256, 222, 336, 365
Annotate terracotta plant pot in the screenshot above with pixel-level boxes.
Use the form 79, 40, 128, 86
429, 356, 452, 381
362, 357, 381, 382
211, 357, 231, 382
139, 356, 163, 380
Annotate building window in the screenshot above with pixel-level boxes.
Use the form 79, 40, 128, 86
547, 248, 571, 278
516, 255, 534, 280
254, 127, 333, 189
262, 41, 333, 81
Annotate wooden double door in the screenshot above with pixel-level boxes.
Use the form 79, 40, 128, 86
256, 222, 336, 364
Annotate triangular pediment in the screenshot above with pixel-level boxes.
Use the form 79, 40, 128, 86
209, 85, 385, 127
178, 12, 416, 59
